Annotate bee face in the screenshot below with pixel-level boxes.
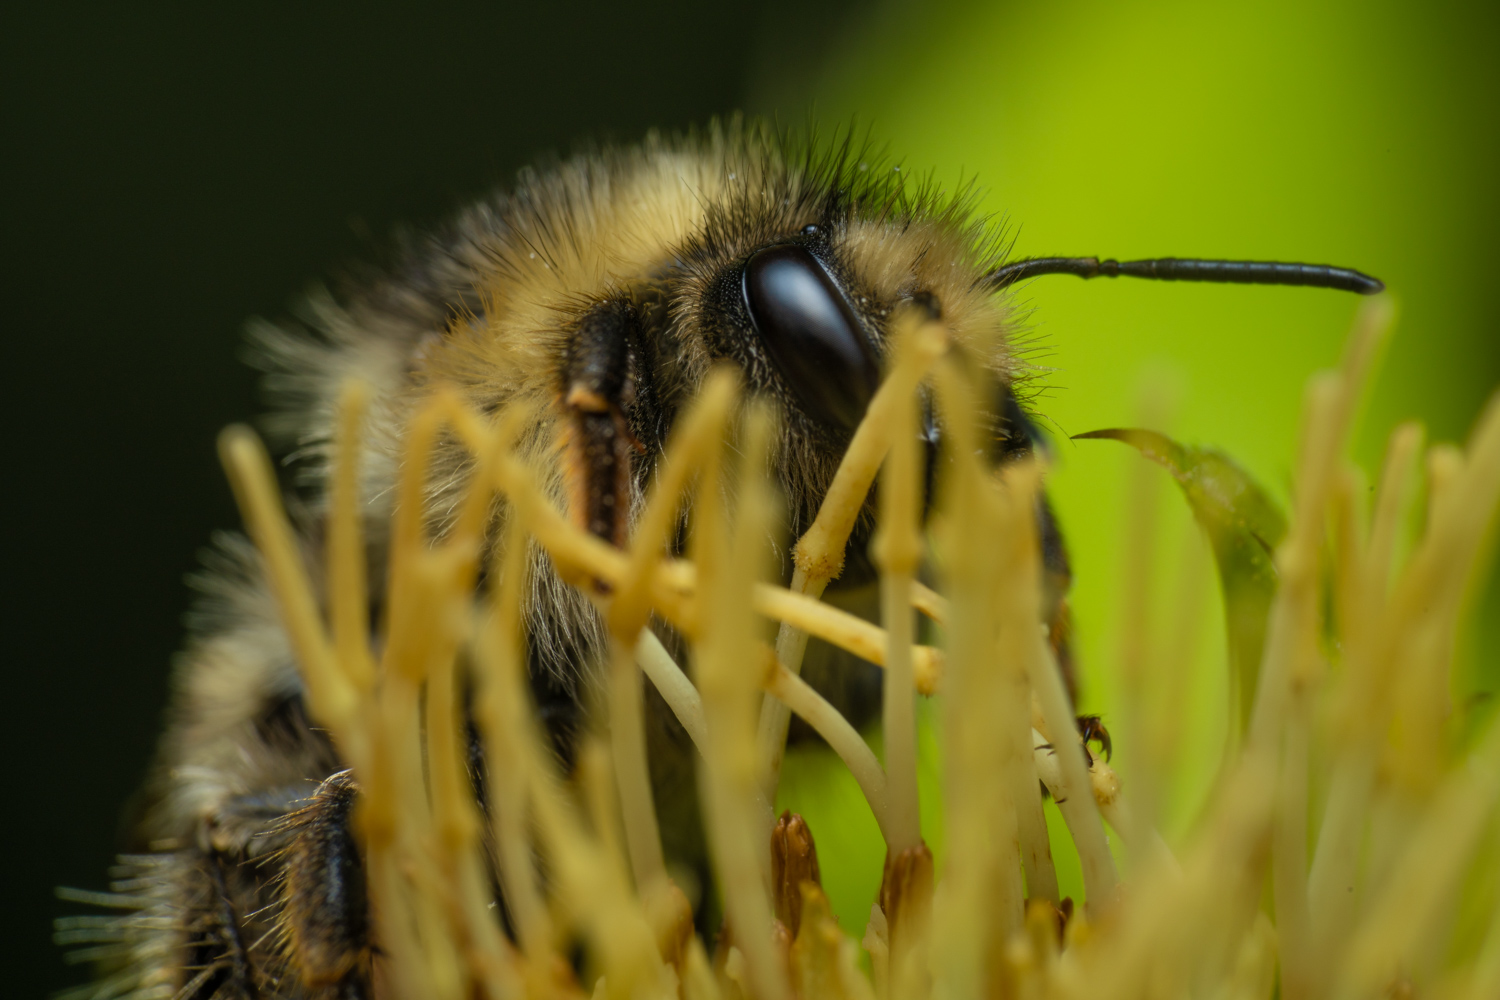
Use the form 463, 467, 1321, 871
396, 130, 1017, 565
653, 182, 1014, 541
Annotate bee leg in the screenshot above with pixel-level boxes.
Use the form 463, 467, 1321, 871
462, 697, 519, 940
184, 847, 262, 999
279, 770, 371, 999
1037, 494, 1110, 760
992, 383, 1083, 704
992, 382, 1107, 757
181, 790, 314, 1000
560, 298, 642, 554
525, 300, 647, 772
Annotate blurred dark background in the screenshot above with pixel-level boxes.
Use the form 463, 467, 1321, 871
1, 4, 861, 992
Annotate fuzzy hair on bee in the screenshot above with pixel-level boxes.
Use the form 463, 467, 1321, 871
57, 116, 1381, 1000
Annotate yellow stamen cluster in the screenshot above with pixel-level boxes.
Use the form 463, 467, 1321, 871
220, 299, 1500, 1000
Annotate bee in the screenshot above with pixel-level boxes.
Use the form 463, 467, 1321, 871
57, 118, 1379, 1000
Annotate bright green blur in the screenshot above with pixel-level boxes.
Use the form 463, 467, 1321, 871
763, 0, 1499, 931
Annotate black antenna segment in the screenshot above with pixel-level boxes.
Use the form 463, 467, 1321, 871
983, 256, 1384, 295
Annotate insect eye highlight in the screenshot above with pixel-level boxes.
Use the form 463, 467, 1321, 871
741, 243, 881, 433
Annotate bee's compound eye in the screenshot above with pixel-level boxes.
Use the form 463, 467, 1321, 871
742, 243, 881, 432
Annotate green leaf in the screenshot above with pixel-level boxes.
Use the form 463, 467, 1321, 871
1075, 428, 1287, 735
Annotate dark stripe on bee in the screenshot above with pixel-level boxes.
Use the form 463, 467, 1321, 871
562, 300, 640, 550
991, 383, 1040, 465
281, 771, 370, 994
186, 850, 261, 1000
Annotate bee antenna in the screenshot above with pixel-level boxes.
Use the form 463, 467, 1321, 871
983, 256, 1385, 295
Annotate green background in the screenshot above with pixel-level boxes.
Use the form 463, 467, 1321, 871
765, 0, 1500, 930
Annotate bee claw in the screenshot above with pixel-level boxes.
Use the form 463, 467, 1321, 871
1075, 714, 1113, 763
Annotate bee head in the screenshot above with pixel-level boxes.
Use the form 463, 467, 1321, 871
664, 186, 1021, 558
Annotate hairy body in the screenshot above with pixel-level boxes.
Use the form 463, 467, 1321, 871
67, 121, 1045, 1000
